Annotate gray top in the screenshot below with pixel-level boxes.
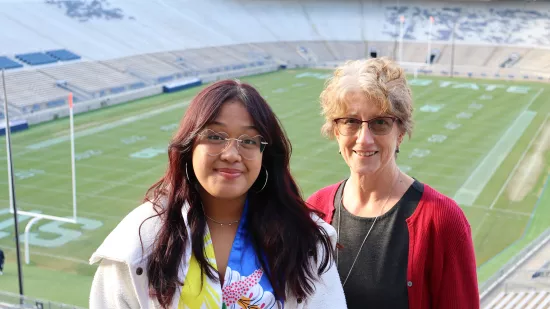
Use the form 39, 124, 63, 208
332, 179, 423, 309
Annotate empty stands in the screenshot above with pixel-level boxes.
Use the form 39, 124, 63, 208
0, 70, 71, 112
0, 57, 23, 70
15, 52, 58, 66
2, 1, 548, 60
38, 61, 143, 98
46, 49, 81, 61
0, 0, 549, 118
484, 290, 550, 309
101, 54, 185, 84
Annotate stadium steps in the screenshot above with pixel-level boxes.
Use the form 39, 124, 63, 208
484, 291, 550, 308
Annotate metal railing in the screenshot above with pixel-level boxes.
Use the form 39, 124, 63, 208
0, 291, 86, 309
479, 227, 550, 300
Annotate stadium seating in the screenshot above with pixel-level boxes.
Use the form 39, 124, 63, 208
2, 0, 549, 60
0, 70, 72, 112
38, 61, 143, 98
46, 49, 81, 61
1, 0, 549, 114
484, 290, 550, 308
0, 57, 23, 70
15, 52, 58, 66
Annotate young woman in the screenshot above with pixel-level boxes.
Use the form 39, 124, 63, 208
307, 58, 479, 309
89, 80, 347, 309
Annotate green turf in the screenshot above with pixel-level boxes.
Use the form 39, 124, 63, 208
0, 69, 549, 306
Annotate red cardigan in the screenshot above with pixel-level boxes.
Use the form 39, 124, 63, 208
306, 181, 480, 309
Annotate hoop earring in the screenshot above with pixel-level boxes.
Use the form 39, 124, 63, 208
255, 167, 268, 193
185, 162, 191, 182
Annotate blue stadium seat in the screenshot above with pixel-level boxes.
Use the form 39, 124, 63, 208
46, 49, 81, 61
15, 52, 58, 66
0, 56, 23, 70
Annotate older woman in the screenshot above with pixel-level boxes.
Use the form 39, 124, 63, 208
307, 58, 479, 309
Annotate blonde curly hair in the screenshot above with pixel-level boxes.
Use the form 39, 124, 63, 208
319, 57, 414, 139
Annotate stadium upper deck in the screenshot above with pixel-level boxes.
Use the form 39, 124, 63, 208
0, 0, 549, 117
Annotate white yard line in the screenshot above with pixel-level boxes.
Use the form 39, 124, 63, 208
0, 199, 122, 220
25, 100, 191, 151
1, 244, 89, 265
453, 110, 537, 206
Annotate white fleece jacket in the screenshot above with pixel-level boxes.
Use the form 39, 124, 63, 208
89, 201, 347, 309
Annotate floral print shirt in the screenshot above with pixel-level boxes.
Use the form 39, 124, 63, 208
178, 201, 283, 309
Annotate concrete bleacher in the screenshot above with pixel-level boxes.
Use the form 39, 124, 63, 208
101, 54, 185, 84
382, 3, 550, 46
0, 70, 71, 112
484, 291, 550, 309
0, 0, 549, 117
38, 61, 144, 98
1, 0, 549, 61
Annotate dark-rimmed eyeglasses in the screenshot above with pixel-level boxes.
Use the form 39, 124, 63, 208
334, 116, 398, 136
197, 129, 268, 160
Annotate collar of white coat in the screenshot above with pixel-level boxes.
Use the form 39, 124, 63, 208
89, 198, 190, 266
89, 199, 337, 267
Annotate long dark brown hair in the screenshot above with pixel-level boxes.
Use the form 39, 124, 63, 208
141, 79, 333, 307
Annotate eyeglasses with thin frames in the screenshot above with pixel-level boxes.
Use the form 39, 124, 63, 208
197, 128, 268, 160
333, 116, 398, 136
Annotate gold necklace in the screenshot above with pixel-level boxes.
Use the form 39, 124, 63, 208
204, 213, 240, 227
336, 172, 401, 287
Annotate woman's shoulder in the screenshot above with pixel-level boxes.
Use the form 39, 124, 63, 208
416, 184, 472, 239
306, 181, 344, 219
89, 200, 170, 267
307, 181, 343, 202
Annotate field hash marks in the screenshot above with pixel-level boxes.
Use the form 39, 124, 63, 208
454, 111, 537, 206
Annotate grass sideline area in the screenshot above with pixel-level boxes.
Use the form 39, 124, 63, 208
0, 68, 549, 306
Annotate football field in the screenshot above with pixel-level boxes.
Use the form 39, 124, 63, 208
1, 68, 549, 306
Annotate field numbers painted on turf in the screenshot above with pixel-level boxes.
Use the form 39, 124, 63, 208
295, 72, 331, 79
409, 80, 530, 93
130, 147, 166, 159
479, 95, 493, 100
75, 150, 102, 161
293, 83, 306, 87
160, 123, 178, 132
25, 217, 103, 248
15, 169, 45, 180
428, 134, 447, 143
408, 148, 431, 159
469, 102, 484, 110
507, 86, 530, 94
420, 104, 444, 113
121, 135, 147, 145
452, 83, 479, 90
445, 122, 462, 130
456, 112, 473, 119
273, 88, 287, 93
0, 209, 43, 239
0, 209, 103, 247
409, 79, 433, 86
483, 85, 505, 92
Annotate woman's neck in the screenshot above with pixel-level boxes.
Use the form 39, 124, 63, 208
344, 164, 405, 217
199, 191, 246, 222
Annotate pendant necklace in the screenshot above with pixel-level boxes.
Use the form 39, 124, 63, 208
336, 173, 400, 286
